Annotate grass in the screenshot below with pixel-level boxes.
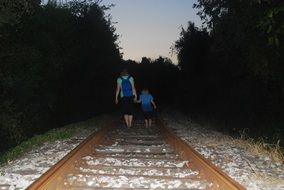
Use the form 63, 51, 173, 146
233, 129, 284, 163
193, 114, 284, 163
0, 118, 98, 166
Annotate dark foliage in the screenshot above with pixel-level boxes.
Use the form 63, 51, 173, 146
174, 0, 284, 142
121, 57, 179, 106
0, 0, 121, 152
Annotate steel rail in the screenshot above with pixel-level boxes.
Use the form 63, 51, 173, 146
157, 118, 246, 190
27, 124, 112, 190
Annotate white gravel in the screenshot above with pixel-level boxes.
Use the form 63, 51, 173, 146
0, 128, 97, 190
0, 111, 283, 190
161, 110, 284, 190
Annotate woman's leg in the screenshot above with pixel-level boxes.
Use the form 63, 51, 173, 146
124, 114, 129, 127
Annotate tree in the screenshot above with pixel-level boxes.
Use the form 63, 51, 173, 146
194, 0, 284, 81
174, 0, 284, 139
0, 0, 122, 152
173, 22, 211, 109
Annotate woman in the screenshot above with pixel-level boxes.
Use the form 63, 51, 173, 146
115, 69, 137, 128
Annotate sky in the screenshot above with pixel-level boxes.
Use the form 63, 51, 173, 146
101, 0, 202, 64
42, 0, 202, 63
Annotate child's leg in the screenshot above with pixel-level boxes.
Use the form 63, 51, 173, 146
149, 119, 152, 127
145, 119, 148, 127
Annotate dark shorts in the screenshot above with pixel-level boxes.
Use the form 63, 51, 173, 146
143, 111, 153, 119
121, 96, 135, 115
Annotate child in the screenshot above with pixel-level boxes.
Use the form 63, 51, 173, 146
136, 88, 157, 128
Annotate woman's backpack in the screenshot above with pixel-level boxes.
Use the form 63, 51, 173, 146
120, 76, 133, 97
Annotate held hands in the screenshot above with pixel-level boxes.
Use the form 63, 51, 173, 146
133, 95, 138, 103
134, 97, 141, 103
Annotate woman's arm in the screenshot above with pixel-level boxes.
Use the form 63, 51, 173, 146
135, 99, 141, 103
115, 82, 120, 104
131, 79, 137, 101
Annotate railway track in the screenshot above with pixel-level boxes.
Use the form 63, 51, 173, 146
27, 119, 246, 190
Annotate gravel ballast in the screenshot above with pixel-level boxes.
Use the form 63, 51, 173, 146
0, 111, 283, 190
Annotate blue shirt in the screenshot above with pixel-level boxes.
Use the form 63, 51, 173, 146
140, 93, 153, 112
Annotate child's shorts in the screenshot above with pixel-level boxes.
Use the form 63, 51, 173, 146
143, 111, 153, 119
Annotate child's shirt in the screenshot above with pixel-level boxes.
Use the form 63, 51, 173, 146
140, 92, 153, 112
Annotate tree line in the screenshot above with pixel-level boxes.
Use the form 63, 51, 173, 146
0, 0, 122, 152
173, 0, 283, 141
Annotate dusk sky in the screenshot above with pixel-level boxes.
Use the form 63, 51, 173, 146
101, 0, 202, 63
42, 0, 202, 63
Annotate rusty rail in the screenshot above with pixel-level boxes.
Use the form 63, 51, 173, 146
27, 125, 112, 190
157, 119, 246, 190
